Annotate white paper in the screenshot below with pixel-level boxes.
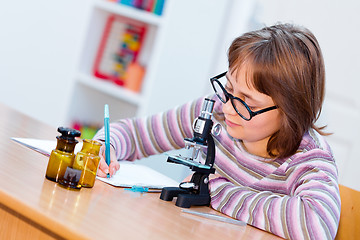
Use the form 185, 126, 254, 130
11, 137, 83, 156
97, 162, 179, 189
11, 137, 179, 189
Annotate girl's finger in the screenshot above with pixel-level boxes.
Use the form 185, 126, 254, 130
109, 161, 120, 177
97, 156, 109, 177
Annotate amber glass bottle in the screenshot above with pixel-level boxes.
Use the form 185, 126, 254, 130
45, 127, 81, 182
72, 139, 102, 188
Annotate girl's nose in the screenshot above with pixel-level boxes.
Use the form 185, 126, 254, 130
222, 100, 237, 116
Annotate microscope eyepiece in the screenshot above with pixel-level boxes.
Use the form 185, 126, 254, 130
200, 98, 215, 120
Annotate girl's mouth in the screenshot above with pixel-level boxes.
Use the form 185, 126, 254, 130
225, 118, 241, 128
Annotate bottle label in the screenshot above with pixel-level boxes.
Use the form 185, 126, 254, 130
59, 167, 82, 189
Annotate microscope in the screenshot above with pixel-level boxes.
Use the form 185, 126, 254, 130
160, 98, 221, 208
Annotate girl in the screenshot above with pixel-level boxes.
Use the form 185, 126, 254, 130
94, 23, 340, 239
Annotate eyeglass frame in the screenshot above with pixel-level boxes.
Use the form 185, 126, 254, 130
210, 71, 278, 121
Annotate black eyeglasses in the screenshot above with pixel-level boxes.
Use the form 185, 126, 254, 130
210, 72, 278, 121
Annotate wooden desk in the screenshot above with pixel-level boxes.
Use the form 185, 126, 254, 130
0, 103, 282, 240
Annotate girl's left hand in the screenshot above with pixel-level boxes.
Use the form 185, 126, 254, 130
209, 173, 222, 181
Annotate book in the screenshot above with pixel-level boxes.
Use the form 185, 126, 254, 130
11, 137, 179, 189
152, 0, 165, 15
117, 0, 165, 15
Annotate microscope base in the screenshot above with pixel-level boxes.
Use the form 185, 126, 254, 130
160, 187, 188, 201
160, 187, 210, 208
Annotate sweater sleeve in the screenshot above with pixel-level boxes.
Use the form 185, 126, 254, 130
209, 150, 340, 240
93, 97, 210, 161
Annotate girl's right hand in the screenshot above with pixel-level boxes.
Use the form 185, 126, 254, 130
97, 144, 120, 178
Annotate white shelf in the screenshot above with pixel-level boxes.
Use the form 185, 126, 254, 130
68, 0, 233, 124
94, 0, 163, 26
76, 72, 141, 106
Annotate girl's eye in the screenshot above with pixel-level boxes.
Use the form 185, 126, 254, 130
245, 103, 257, 110
224, 85, 233, 92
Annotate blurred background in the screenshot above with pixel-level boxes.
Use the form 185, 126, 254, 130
0, 0, 359, 190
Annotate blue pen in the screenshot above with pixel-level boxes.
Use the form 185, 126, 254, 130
125, 186, 162, 193
104, 104, 111, 178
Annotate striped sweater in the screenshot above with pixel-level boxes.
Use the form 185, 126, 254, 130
94, 96, 340, 240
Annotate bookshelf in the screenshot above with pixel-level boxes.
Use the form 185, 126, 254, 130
66, 0, 232, 139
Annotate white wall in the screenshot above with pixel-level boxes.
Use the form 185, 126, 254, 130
0, 0, 93, 127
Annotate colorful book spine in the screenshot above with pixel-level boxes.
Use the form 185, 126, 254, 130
117, 0, 165, 16
152, 0, 165, 15
120, 0, 133, 6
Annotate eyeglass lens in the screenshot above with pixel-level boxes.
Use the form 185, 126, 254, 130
212, 80, 252, 120
212, 80, 227, 102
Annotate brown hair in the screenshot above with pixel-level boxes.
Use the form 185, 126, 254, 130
228, 23, 327, 159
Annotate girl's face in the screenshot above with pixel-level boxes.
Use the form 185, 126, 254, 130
222, 68, 282, 155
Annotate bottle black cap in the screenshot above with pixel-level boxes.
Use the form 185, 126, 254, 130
57, 127, 81, 141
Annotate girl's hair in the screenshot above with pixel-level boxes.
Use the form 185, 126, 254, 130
228, 23, 327, 159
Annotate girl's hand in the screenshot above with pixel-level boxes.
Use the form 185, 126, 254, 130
97, 144, 120, 177
182, 174, 193, 182
209, 173, 222, 181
